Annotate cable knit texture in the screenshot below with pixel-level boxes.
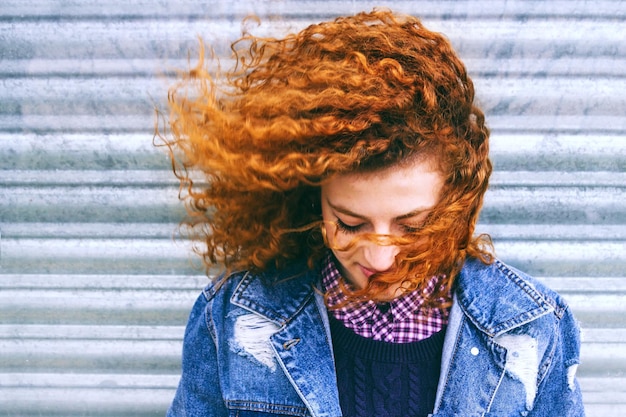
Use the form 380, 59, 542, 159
330, 315, 444, 417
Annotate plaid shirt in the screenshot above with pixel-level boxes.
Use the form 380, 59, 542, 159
321, 253, 450, 343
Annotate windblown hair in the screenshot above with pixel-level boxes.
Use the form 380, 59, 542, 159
160, 9, 493, 301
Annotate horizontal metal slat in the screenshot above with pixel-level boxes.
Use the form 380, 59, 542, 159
0, 223, 180, 238
0, 324, 185, 340
0, 170, 176, 186
3, 57, 625, 78
0, 58, 191, 77
3, 77, 625, 116
0, 387, 172, 417
579, 377, 626, 402
580, 375, 626, 416
2, 18, 624, 61
489, 171, 626, 187
0, 185, 178, 206
2, 133, 624, 171
0, 133, 168, 169
0, 372, 178, 389
3, 170, 625, 188
494, 240, 626, 275
2, 14, 624, 44
463, 57, 626, 77
0, 288, 198, 310
482, 187, 626, 224
549, 298, 626, 329
0, 237, 199, 274
536, 277, 626, 293
0, 20, 255, 59
0, 187, 184, 223
0, 290, 197, 326
478, 224, 626, 241
0, 114, 154, 133
3, 113, 625, 135
2, 0, 625, 19
0, 273, 207, 290
490, 134, 626, 156
1, 340, 181, 373
474, 77, 626, 116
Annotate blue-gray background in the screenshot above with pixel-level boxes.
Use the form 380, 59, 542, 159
0, 1, 625, 415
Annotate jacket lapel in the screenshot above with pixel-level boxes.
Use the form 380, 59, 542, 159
432, 258, 555, 415
455, 257, 554, 338
231, 263, 342, 417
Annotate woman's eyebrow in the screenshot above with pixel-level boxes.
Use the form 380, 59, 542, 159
395, 207, 433, 221
327, 199, 432, 221
327, 200, 368, 219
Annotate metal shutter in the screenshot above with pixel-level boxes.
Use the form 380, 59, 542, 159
1, 1, 624, 415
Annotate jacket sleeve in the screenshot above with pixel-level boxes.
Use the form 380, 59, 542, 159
530, 306, 586, 416
167, 291, 229, 417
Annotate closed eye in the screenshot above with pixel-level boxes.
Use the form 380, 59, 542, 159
400, 223, 423, 234
335, 218, 365, 234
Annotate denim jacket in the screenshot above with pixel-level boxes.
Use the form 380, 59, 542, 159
168, 257, 585, 417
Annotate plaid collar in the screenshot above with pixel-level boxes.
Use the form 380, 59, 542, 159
320, 252, 450, 343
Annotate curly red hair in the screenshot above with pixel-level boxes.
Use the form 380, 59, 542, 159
160, 9, 493, 300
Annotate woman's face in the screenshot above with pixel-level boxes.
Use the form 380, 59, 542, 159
320, 158, 444, 296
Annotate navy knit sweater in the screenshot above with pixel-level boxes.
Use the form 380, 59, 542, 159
329, 315, 445, 417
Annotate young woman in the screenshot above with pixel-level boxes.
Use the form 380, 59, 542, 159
162, 9, 585, 417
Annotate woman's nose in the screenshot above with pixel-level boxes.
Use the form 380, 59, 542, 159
362, 241, 399, 272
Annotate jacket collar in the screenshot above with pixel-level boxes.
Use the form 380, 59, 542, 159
230, 256, 555, 337
230, 259, 320, 326
455, 257, 555, 337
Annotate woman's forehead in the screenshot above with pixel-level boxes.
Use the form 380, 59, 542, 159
321, 159, 443, 216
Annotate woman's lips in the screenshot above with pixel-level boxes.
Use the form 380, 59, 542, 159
359, 265, 377, 278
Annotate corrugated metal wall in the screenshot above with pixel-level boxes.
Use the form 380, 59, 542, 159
1, 1, 624, 415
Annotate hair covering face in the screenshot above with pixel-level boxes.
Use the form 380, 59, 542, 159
160, 9, 493, 302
